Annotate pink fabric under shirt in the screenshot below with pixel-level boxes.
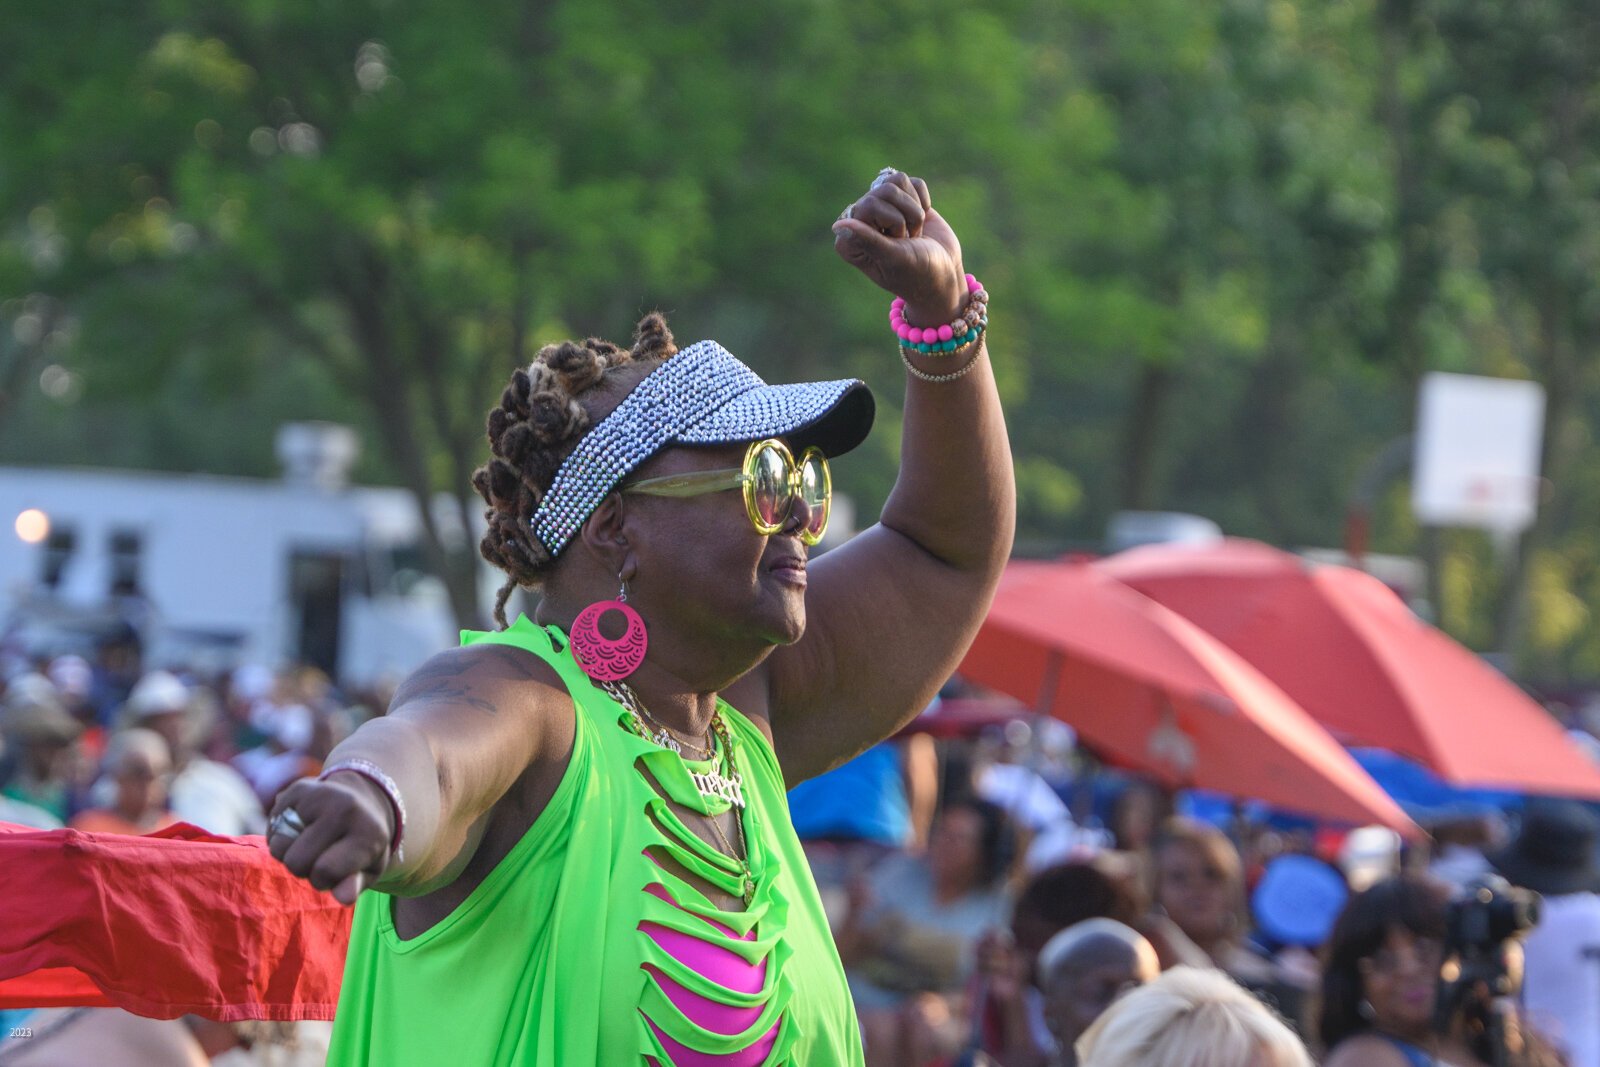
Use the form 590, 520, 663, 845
639, 882, 780, 1066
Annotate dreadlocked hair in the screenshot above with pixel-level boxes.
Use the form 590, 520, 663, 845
471, 312, 679, 627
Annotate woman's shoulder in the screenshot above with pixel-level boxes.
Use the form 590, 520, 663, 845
1324, 1034, 1421, 1067
396, 622, 575, 709
455, 616, 571, 678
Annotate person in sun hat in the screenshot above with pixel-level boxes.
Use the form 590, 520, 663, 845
0, 674, 83, 823
264, 169, 1014, 1066
1490, 800, 1600, 1067
124, 670, 265, 836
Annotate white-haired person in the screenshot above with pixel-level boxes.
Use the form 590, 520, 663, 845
1038, 919, 1160, 1067
1075, 966, 1311, 1067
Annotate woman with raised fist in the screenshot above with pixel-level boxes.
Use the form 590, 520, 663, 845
268, 168, 1015, 1066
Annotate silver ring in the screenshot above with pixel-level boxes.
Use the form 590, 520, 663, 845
269, 807, 306, 842
870, 167, 898, 190
839, 203, 855, 221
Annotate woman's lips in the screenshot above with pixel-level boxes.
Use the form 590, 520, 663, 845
1400, 986, 1433, 1008
770, 560, 807, 587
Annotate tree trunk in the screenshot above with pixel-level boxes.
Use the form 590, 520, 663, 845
1118, 361, 1174, 512
337, 253, 483, 629
1376, 0, 1435, 391
1489, 58, 1591, 664
1232, 326, 1302, 539
363, 362, 478, 629
1376, 0, 1452, 629
402, 302, 488, 628
1491, 304, 1578, 661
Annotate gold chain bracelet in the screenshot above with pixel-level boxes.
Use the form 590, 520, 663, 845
900, 339, 984, 383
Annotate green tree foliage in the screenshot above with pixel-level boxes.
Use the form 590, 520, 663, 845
3, 0, 1599, 681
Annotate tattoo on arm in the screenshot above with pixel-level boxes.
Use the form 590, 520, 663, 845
392, 655, 492, 713
393, 657, 470, 706
398, 679, 501, 716
391, 645, 539, 716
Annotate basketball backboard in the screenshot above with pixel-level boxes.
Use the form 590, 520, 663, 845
1412, 372, 1545, 532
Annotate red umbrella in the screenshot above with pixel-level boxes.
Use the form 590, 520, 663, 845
959, 561, 1417, 833
1100, 540, 1600, 799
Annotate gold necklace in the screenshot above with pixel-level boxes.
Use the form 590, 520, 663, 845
599, 681, 747, 810
599, 680, 712, 758
706, 808, 755, 906
598, 679, 755, 905
699, 710, 755, 904
636, 699, 717, 760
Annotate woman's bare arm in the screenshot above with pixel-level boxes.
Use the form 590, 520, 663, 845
269, 642, 572, 903
748, 174, 1015, 784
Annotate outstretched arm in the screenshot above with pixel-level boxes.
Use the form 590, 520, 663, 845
751, 171, 1015, 784
267, 643, 570, 903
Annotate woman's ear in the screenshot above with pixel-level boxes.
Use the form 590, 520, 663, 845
579, 493, 636, 580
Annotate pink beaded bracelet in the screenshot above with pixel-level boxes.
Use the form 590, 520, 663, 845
890, 274, 989, 354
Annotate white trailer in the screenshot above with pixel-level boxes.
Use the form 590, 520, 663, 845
0, 424, 476, 684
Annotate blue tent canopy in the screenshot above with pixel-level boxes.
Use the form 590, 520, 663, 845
1347, 748, 1522, 822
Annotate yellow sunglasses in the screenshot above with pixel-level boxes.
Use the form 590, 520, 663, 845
622, 438, 831, 546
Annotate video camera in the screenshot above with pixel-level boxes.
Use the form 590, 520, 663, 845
1434, 875, 1541, 1067
1445, 875, 1540, 962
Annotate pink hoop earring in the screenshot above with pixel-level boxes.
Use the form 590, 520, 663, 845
569, 580, 648, 681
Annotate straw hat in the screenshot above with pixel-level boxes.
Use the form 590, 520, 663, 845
1, 674, 83, 745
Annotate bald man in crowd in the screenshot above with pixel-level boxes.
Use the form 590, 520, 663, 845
1039, 919, 1161, 1067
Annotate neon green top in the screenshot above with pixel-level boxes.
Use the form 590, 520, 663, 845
324, 616, 865, 1066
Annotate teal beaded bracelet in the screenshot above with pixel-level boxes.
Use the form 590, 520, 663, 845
901, 319, 986, 355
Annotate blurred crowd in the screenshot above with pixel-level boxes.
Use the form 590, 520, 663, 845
0, 629, 391, 1064
793, 684, 1600, 1067
6, 637, 1600, 1066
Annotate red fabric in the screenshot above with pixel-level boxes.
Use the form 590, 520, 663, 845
0, 967, 114, 1009
0, 820, 351, 1021
959, 560, 1416, 834
1100, 539, 1600, 798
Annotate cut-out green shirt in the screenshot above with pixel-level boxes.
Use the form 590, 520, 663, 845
325, 616, 864, 1066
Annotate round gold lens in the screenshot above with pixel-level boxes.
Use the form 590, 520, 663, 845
748, 442, 789, 532
799, 449, 830, 544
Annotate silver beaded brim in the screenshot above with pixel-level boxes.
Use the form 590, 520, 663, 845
530, 340, 874, 558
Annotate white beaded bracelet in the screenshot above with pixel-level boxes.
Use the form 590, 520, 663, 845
320, 758, 407, 863
900, 340, 985, 383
